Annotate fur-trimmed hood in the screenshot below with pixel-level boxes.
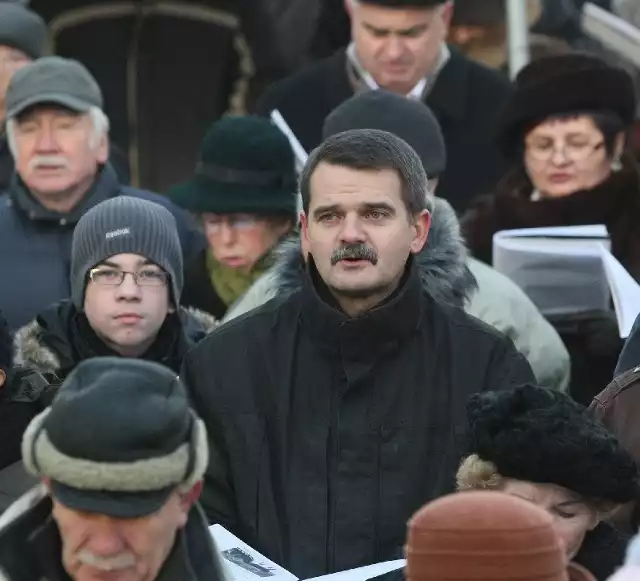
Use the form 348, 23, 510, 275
272, 196, 477, 306
13, 302, 217, 379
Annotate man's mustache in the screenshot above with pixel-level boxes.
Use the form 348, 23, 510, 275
77, 549, 136, 571
27, 155, 70, 172
331, 243, 378, 265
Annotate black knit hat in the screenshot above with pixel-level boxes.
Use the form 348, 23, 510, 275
496, 54, 637, 160
70, 196, 183, 308
21, 357, 208, 518
323, 90, 446, 177
168, 115, 297, 217
0, 2, 47, 60
463, 384, 640, 504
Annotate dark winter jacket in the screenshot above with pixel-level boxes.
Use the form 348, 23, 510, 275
0, 487, 225, 581
254, 46, 512, 213
181, 243, 535, 577
0, 164, 205, 330
574, 522, 630, 581
12, 301, 217, 383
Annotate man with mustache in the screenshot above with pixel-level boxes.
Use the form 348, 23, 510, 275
255, 0, 512, 213
0, 56, 205, 330
0, 356, 225, 581
181, 128, 535, 578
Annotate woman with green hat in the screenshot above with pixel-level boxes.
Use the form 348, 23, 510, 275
169, 115, 298, 319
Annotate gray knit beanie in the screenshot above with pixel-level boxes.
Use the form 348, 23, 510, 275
71, 196, 183, 308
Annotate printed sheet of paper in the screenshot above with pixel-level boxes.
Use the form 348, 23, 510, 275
210, 525, 406, 581
210, 525, 299, 581
600, 247, 640, 338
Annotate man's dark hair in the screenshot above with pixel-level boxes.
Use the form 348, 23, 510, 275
0, 311, 13, 375
300, 129, 432, 216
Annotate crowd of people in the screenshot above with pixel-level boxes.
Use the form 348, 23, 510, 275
1, 1, 640, 580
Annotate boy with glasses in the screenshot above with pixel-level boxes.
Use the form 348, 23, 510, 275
13, 195, 215, 382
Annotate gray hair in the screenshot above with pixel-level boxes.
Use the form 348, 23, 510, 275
6, 106, 110, 160
300, 128, 434, 216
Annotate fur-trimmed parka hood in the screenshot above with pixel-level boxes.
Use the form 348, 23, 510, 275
13, 301, 217, 379
271, 197, 477, 306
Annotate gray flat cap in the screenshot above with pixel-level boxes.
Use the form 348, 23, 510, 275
6, 56, 103, 119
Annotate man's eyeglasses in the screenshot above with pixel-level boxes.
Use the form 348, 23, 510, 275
89, 267, 168, 287
526, 140, 605, 163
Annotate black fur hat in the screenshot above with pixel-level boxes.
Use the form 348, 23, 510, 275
463, 384, 640, 504
496, 53, 637, 160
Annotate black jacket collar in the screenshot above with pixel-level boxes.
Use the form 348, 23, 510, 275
300, 256, 425, 357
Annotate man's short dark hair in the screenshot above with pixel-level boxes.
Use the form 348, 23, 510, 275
300, 129, 433, 217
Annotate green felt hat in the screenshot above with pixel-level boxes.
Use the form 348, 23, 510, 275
168, 115, 298, 217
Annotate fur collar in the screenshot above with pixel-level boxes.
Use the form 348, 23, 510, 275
272, 197, 477, 306
13, 307, 217, 375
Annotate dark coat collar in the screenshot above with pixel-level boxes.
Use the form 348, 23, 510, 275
300, 255, 425, 356
8, 164, 121, 224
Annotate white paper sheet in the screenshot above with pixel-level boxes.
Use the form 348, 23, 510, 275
600, 247, 640, 338
210, 525, 406, 581
211, 525, 299, 581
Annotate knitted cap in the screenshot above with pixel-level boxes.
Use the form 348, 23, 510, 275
322, 90, 446, 178
406, 491, 594, 581
0, 2, 47, 60
21, 357, 208, 518
70, 196, 183, 308
496, 54, 636, 160
168, 115, 297, 217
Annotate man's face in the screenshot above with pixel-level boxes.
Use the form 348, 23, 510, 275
0, 45, 30, 107
13, 106, 108, 198
301, 162, 429, 304
347, 0, 453, 94
53, 491, 189, 581
83, 253, 172, 358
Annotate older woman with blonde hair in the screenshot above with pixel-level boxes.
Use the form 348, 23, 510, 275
456, 384, 640, 581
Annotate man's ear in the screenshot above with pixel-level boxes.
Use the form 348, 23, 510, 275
180, 481, 203, 512
410, 210, 431, 254
300, 211, 311, 257
0, 369, 5, 389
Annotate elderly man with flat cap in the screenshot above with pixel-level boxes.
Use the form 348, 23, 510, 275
0, 55, 205, 330
0, 356, 224, 581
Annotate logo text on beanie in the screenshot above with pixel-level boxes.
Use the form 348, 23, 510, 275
105, 228, 131, 240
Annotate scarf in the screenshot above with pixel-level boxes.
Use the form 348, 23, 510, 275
207, 248, 275, 307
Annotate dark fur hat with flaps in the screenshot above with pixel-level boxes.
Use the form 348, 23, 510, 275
21, 357, 208, 518
496, 53, 637, 160
459, 384, 640, 504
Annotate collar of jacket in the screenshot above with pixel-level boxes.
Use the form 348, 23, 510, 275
8, 163, 121, 225
12, 300, 217, 379
299, 253, 425, 355
270, 197, 477, 309
27, 505, 219, 581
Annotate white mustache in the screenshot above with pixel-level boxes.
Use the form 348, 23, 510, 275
27, 155, 70, 172
77, 549, 136, 571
